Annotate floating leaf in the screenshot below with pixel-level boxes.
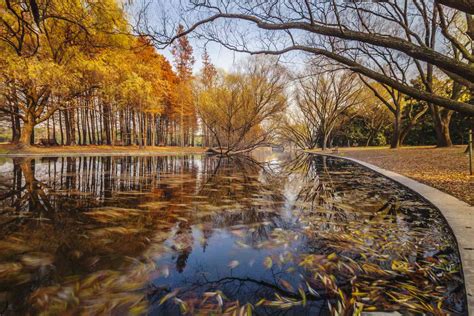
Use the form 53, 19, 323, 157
159, 289, 179, 305
228, 260, 239, 269
263, 257, 273, 269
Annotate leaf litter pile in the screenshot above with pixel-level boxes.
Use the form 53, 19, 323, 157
0, 154, 466, 315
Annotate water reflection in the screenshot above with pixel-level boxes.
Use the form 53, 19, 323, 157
0, 154, 466, 315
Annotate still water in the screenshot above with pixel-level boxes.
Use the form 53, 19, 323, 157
0, 153, 466, 315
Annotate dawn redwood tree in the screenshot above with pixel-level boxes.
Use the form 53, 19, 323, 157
199, 48, 219, 147
201, 48, 218, 89
1, 1, 185, 149
171, 24, 196, 147
0, 0, 130, 147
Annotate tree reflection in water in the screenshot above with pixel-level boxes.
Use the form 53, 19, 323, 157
0, 154, 466, 315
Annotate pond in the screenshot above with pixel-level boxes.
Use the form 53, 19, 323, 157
0, 153, 467, 315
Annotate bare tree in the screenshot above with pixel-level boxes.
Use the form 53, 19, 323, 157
358, 98, 392, 147
278, 110, 319, 150
140, 0, 474, 116
296, 69, 365, 150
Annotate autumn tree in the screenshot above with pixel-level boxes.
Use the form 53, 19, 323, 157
171, 24, 196, 146
201, 48, 218, 88
0, 0, 130, 147
357, 94, 392, 147
199, 48, 219, 147
198, 57, 287, 154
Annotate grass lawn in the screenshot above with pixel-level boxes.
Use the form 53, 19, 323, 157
309, 146, 473, 206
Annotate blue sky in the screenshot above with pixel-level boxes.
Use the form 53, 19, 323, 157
126, 0, 248, 73
126, 0, 308, 75
158, 39, 245, 73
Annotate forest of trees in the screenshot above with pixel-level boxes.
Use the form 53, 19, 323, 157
0, 0, 473, 152
0, 1, 201, 148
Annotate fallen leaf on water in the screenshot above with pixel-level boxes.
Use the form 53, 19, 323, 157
21, 254, 54, 267
159, 289, 179, 305
228, 260, 239, 269
279, 279, 294, 292
263, 256, 273, 269
0, 262, 22, 277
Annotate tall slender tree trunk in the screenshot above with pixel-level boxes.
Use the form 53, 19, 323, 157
10, 104, 21, 144
59, 110, 64, 145
76, 107, 81, 145
102, 104, 112, 145
52, 111, 57, 143
132, 111, 137, 145
47, 117, 50, 140
69, 107, 76, 145
390, 108, 402, 149
119, 110, 124, 145
82, 108, 87, 144
151, 114, 156, 146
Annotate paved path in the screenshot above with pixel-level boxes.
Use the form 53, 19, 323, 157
312, 153, 474, 313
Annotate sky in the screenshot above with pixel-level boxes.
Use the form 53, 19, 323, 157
126, 0, 309, 75
126, 0, 249, 74
157, 35, 308, 76
159, 39, 245, 73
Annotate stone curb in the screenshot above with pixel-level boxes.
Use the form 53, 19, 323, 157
311, 152, 474, 313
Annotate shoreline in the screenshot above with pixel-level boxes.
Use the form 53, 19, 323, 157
309, 152, 474, 313
306, 146, 473, 206
0, 144, 206, 157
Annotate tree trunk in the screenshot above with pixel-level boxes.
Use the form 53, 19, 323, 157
322, 133, 329, 151
18, 117, 35, 148
10, 104, 21, 144
30, 126, 35, 145
64, 110, 71, 145
430, 105, 453, 147
365, 135, 372, 147
102, 104, 112, 145
390, 109, 402, 149
59, 110, 64, 145
52, 111, 57, 143
69, 107, 76, 145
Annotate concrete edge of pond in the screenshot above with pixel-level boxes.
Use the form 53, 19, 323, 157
309, 152, 474, 313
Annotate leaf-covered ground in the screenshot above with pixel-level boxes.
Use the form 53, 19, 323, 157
333, 146, 473, 206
